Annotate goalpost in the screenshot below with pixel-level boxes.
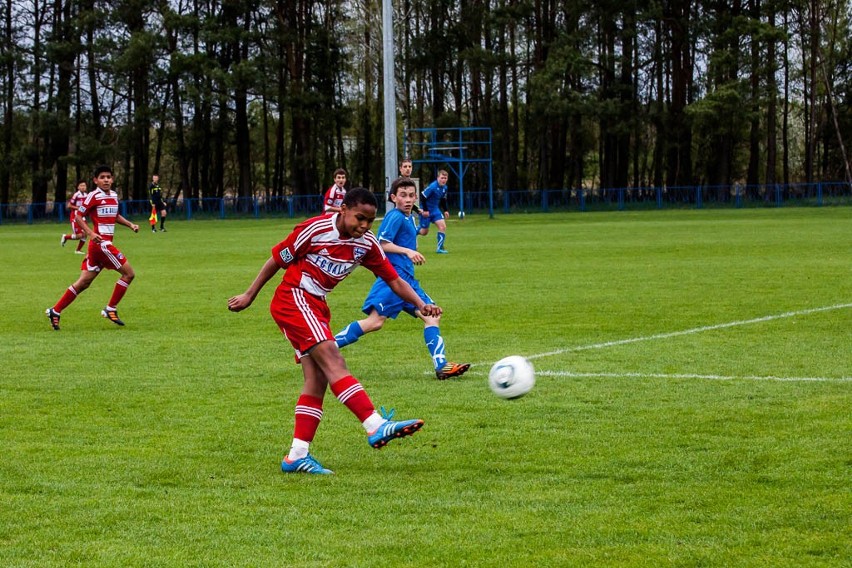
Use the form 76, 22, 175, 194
403, 127, 495, 218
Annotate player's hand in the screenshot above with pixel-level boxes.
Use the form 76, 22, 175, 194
408, 250, 426, 265
443, 211, 450, 219
420, 303, 442, 317
228, 293, 253, 312
131, 224, 139, 233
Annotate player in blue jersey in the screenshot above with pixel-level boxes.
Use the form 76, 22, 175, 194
335, 177, 470, 380
418, 169, 451, 253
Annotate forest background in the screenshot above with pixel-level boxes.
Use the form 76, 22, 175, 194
1, 0, 851, 207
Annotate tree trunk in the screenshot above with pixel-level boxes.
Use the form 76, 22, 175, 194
782, 8, 790, 185
233, 11, 252, 200
163, 15, 190, 202
746, 0, 761, 187
617, 6, 635, 190
1, 0, 14, 205
126, 9, 149, 200
765, 1, 777, 186
665, 0, 693, 187
30, 0, 48, 210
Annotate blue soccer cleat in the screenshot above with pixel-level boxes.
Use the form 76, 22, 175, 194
281, 454, 334, 475
367, 407, 424, 449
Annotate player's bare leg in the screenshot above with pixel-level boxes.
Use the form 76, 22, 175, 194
46, 269, 99, 330
309, 340, 423, 449
281, 354, 334, 474
102, 262, 135, 326
334, 310, 387, 348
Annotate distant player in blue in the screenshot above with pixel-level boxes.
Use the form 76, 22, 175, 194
335, 177, 470, 380
418, 169, 450, 253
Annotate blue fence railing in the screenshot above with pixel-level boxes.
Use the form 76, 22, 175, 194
2, 182, 850, 225
483, 181, 852, 213
0, 194, 329, 225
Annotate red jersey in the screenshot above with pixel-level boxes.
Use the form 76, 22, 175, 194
272, 213, 398, 299
323, 185, 347, 212
68, 190, 87, 219
77, 188, 120, 240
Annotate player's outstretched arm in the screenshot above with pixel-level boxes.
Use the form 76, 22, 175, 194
381, 241, 425, 265
228, 257, 280, 312
76, 216, 101, 243
117, 214, 139, 233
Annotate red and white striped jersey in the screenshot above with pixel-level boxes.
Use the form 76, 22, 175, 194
77, 188, 120, 240
68, 190, 87, 217
272, 214, 398, 298
323, 185, 347, 212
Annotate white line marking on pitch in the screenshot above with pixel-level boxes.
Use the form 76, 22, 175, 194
527, 302, 852, 360
467, 303, 852, 383
536, 371, 851, 383
464, 369, 850, 382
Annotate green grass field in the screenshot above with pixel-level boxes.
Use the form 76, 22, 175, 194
1, 208, 850, 567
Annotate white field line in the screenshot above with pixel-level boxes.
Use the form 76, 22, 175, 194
526, 302, 852, 360
470, 302, 852, 383
535, 371, 851, 383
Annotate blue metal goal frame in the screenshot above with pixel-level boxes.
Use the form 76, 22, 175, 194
403, 127, 495, 218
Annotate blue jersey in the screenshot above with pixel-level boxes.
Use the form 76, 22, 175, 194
375, 207, 417, 279
362, 207, 431, 318
421, 180, 448, 216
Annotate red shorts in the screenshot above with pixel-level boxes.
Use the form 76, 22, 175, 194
82, 240, 127, 272
69, 212, 85, 236
270, 286, 334, 359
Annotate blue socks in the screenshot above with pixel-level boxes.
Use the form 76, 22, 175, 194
424, 325, 446, 369
335, 322, 364, 348
338, 322, 447, 372
436, 232, 446, 251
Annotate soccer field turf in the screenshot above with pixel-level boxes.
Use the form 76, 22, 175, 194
2, 208, 850, 566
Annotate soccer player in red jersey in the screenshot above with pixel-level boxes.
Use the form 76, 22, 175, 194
322, 168, 347, 213
46, 165, 139, 330
228, 187, 438, 475
60, 179, 89, 254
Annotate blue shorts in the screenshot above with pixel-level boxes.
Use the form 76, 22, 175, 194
361, 274, 433, 319
418, 209, 444, 230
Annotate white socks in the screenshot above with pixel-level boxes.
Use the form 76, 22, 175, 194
362, 412, 385, 433
287, 438, 310, 461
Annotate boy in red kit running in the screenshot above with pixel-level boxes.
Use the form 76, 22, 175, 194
60, 179, 89, 254
46, 165, 139, 330
228, 187, 437, 475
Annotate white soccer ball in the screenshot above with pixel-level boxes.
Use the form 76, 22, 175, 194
488, 356, 535, 399
458, 211, 465, 219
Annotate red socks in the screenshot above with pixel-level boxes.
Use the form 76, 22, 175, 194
330, 375, 375, 422
107, 278, 130, 308
293, 394, 323, 442
54, 286, 78, 312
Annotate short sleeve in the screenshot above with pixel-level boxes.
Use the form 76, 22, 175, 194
271, 219, 309, 269
376, 212, 401, 244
